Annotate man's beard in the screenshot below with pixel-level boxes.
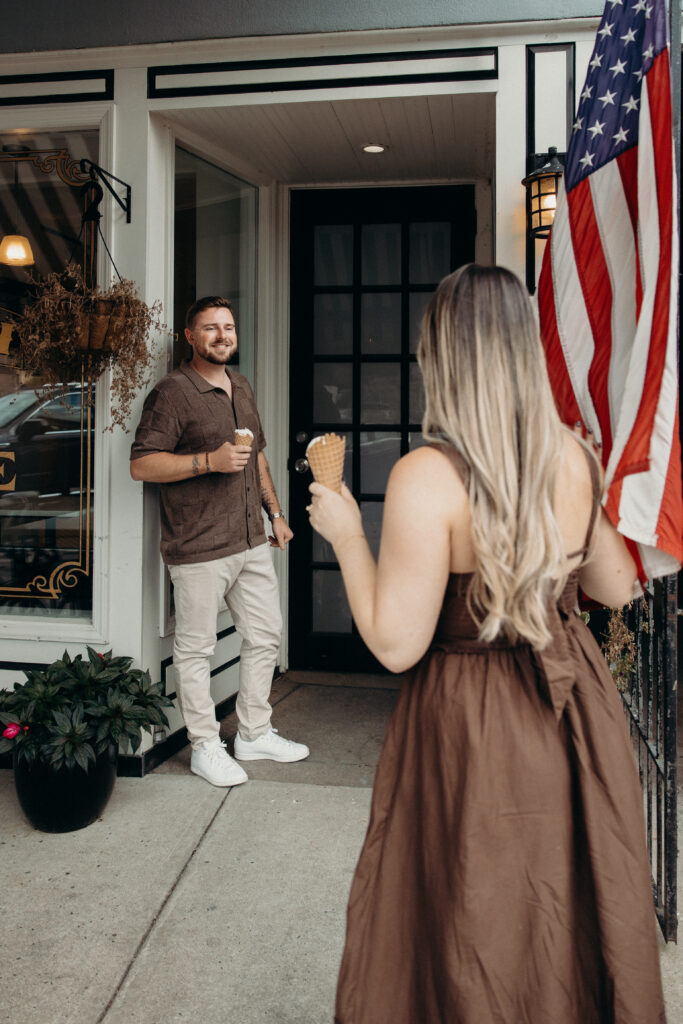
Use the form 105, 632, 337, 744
198, 346, 238, 365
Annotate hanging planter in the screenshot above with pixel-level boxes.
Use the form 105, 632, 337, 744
12, 264, 165, 430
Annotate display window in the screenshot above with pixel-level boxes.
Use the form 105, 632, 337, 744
0, 130, 98, 617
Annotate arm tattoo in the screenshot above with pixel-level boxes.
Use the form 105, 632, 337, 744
191, 454, 200, 476
259, 456, 280, 516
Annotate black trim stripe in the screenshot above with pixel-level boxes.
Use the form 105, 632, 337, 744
0, 69, 114, 106
148, 48, 497, 99
160, 624, 237, 690
0, 661, 48, 674
165, 655, 241, 701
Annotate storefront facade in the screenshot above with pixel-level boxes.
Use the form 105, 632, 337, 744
0, 2, 605, 769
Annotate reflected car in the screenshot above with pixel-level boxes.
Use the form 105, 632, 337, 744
0, 387, 91, 497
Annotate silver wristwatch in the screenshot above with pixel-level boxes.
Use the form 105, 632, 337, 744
269, 511, 285, 521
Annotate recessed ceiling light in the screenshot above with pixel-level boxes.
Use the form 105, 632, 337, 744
362, 144, 386, 154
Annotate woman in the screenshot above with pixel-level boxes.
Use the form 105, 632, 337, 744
307, 265, 665, 1024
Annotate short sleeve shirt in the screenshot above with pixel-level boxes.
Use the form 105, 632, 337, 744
130, 362, 267, 565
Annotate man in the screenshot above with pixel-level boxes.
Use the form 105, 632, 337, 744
130, 296, 308, 787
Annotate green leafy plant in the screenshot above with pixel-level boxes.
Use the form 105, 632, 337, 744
0, 648, 173, 771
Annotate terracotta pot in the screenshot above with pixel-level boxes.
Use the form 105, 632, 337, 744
13, 744, 118, 833
76, 313, 91, 351
88, 299, 113, 351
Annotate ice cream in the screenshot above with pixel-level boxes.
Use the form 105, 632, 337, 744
306, 433, 346, 493
234, 428, 254, 447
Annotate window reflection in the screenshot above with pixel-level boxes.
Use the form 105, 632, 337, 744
313, 364, 353, 423
312, 570, 353, 633
361, 364, 400, 424
360, 432, 400, 494
360, 293, 401, 354
0, 384, 94, 616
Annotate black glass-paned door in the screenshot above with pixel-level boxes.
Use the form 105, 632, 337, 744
289, 186, 476, 671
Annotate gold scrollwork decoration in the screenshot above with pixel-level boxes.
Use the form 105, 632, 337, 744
0, 148, 90, 187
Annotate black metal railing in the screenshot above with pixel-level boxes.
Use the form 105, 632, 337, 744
619, 575, 678, 942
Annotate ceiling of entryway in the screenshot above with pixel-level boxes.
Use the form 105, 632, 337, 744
162, 91, 495, 185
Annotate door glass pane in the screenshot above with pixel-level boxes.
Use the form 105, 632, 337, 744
312, 569, 352, 633
314, 225, 353, 286
361, 364, 400, 424
313, 364, 353, 423
175, 148, 258, 384
409, 291, 432, 353
360, 293, 401, 354
361, 224, 401, 285
360, 432, 400, 494
360, 502, 384, 560
409, 222, 451, 284
314, 293, 353, 354
409, 431, 429, 451
410, 362, 425, 424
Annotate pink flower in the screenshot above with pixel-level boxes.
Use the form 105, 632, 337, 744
3, 723, 21, 739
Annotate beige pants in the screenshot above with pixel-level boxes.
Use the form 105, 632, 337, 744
168, 542, 282, 749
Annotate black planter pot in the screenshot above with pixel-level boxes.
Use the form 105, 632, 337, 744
13, 744, 118, 833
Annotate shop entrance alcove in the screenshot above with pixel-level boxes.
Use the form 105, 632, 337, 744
160, 86, 496, 671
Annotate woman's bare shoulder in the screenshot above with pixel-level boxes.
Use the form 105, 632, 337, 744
555, 428, 601, 554
389, 444, 468, 502
560, 428, 598, 493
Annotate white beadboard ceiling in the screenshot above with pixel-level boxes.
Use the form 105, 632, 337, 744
164, 92, 495, 185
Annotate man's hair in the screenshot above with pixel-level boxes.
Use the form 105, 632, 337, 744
185, 296, 233, 330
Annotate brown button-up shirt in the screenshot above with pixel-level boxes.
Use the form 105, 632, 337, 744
130, 363, 267, 565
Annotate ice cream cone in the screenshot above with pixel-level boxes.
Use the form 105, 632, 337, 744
306, 433, 346, 493
234, 428, 254, 447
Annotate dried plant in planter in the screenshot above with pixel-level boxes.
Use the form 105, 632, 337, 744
13, 264, 165, 430
602, 605, 636, 693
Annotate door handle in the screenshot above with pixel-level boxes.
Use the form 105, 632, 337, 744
294, 457, 309, 474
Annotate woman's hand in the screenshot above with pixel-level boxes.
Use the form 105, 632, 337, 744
307, 482, 364, 549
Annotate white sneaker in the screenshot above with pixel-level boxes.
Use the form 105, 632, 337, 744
234, 727, 309, 763
191, 738, 248, 787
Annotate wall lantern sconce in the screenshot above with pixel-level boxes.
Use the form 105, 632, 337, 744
0, 153, 35, 267
0, 233, 34, 267
521, 145, 565, 292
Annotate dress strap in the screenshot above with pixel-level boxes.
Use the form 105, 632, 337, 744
583, 446, 603, 548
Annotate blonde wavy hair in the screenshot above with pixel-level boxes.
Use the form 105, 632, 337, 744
417, 264, 566, 649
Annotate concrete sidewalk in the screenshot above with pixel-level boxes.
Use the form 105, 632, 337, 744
1, 673, 681, 1024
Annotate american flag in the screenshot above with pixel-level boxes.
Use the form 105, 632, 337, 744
538, 0, 682, 584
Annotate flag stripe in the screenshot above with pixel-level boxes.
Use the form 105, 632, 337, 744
612, 51, 673, 480
566, 178, 615, 457
538, 214, 582, 427
588, 162, 638, 444
545, 182, 600, 432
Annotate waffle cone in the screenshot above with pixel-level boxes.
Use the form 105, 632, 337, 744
306, 433, 345, 493
234, 429, 254, 447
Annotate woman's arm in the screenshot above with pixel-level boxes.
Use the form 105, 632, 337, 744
309, 447, 463, 672
578, 509, 639, 607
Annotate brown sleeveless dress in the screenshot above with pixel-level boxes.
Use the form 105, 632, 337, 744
335, 449, 666, 1024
